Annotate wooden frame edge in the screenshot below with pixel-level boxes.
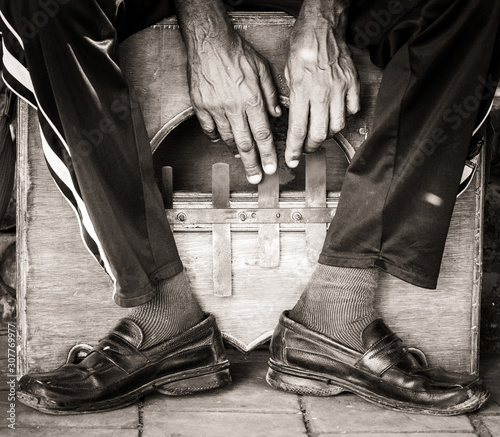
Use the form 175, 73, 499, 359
16, 99, 30, 377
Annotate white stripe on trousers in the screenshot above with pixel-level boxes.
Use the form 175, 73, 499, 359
0, 15, 118, 294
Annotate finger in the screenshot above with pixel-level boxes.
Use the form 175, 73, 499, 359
258, 62, 282, 118
228, 112, 262, 184
346, 79, 361, 116
212, 113, 239, 156
247, 105, 277, 175
196, 109, 221, 142
329, 86, 346, 135
285, 92, 309, 168
304, 101, 329, 153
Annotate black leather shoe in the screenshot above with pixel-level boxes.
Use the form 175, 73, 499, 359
18, 314, 231, 414
267, 311, 489, 415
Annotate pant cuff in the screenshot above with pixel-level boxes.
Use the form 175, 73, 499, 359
318, 253, 438, 289
113, 260, 184, 308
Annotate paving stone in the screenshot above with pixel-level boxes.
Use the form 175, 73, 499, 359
142, 411, 306, 437
304, 394, 475, 434
482, 416, 500, 436
145, 349, 300, 414
0, 399, 139, 434
15, 402, 139, 429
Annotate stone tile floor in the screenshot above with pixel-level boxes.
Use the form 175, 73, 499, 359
0, 329, 499, 437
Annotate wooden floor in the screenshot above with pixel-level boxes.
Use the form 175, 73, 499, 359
0, 329, 499, 436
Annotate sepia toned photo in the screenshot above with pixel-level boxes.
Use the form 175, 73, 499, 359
0, 0, 500, 435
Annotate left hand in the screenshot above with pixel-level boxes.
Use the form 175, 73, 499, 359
284, 18, 360, 168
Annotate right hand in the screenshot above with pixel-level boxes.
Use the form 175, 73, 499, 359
187, 32, 281, 184
284, 16, 360, 168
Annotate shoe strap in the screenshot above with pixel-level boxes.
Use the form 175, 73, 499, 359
91, 333, 150, 375
355, 333, 410, 377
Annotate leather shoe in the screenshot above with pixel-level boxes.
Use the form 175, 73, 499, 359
266, 311, 489, 415
18, 314, 231, 414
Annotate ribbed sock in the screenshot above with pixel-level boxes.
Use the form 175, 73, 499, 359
128, 271, 204, 350
288, 265, 379, 352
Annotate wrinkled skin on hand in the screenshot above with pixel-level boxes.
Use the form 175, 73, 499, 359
188, 32, 281, 184
178, 0, 360, 180
284, 18, 360, 168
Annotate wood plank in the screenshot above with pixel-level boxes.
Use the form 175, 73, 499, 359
161, 166, 173, 209
258, 171, 280, 267
305, 149, 327, 262
471, 151, 485, 373
16, 100, 31, 377
212, 163, 232, 297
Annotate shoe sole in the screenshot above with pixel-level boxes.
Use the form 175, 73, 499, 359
266, 360, 490, 416
17, 362, 231, 415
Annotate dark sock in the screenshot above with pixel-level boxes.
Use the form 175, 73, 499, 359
128, 271, 204, 349
289, 264, 379, 352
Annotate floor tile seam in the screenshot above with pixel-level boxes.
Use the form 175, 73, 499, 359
138, 398, 144, 437
466, 414, 493, 437
298, 395, 315, 437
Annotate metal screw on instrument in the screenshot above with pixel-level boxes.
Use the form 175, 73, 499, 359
292, 212, 302, 221
239, 212, 247, 221
176, 212, 187, 222
359, 126, 369, 140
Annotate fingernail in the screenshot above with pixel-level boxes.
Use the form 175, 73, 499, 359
289, 160, 300, 168
210, 138, 221, 143
247, 174, 262, 184
275, 105, 282, 116
264, 164, 276, 174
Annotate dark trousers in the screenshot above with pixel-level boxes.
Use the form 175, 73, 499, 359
0, 0, 498, 306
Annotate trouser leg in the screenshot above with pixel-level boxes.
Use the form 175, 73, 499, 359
0, 0, 180, 307
228, 0, 500, 288
319, 0, 500, 288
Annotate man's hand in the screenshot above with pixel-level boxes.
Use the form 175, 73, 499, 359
285, 0, 360, 168
174, 0, 281, 184
189, 36, 282, 184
